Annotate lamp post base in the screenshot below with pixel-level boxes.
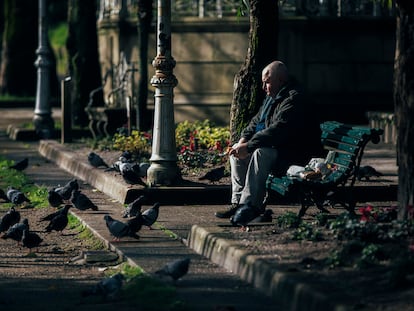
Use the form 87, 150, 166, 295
147, 161, 182, 187
33, 114, 54, 139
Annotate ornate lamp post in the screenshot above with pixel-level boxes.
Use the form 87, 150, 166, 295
33, 0, 54, 139
147, 0, 181, 186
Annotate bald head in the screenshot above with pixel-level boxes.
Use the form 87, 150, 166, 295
262, 61, 289, 98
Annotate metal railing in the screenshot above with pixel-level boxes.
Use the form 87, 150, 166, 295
98, 0, 395, 20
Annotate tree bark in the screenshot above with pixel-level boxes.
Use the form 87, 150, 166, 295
66, 0, 103, 127
394, 1, 414, 219
0, 0, 37, 96
229, 0, 279, 143
136, 0, 153, 131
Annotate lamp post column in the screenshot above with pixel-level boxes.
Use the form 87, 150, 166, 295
147, 0, 181, 186
33, 0, 54, 139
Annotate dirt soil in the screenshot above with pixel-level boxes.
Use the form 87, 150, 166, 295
0, 206, 140, 311
1, 144, 413, 311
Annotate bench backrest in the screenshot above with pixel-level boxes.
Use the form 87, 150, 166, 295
320, 121, 383, 186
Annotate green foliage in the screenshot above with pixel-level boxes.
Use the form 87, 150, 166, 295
104, 263, 188, 311
0, 157, 49, 209
292, 222, 323, 241
175, 120, 230, 151
49, 22, 69, 76
276, 211, 302, 229
112, 130, 152, 160
70, 215, 105, 250
110, 120, 231, 168
122, 274, 188, 311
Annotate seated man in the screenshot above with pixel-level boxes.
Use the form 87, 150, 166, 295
215, 60, 323, 225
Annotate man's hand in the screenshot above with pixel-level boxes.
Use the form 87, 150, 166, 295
229, 142, 249, 159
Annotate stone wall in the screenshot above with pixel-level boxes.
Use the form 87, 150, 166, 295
97, 16, 395, 127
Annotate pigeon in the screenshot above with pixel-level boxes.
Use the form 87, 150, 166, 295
9, 157, 29, 171
126, 213, 144, 235
6, 186, 31, 205
88, 152, 109, 168
119, 162, 147, 186
104, 215, 140, 241
122, 195, 146, 218
40, 204, 71, 222
1, 218, 29, 244
155, 258, 191, 282
230, 204, 260, 230
21, 229, 43, 253
199, 166, 225, 182
81, 273, 125, 300
70, 190, 98, 211
138, 162, 150, 177
0, 188, 9, 202
44, 205, 71, 233
141, 202, 160, 229
0, 207, 21, 232
55, 178, 79, 200
356, 165, 383, 181
250, 209, 274, 223
47, 188, 64, 207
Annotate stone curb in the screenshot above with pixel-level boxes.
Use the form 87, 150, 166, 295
187, 225, 349, 311
38, 139, 132, 203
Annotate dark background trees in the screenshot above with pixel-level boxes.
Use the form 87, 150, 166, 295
394, 0, 414, 219
0, 0, 38, 96
66, 0, 103, 127
136, 0, 153, 131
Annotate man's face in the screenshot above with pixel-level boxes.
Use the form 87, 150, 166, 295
262, 72, 280, 98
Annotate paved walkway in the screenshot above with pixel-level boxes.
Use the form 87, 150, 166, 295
0, 107, 399, 310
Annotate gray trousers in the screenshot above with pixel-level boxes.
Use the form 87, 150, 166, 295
230, 147, 279, 210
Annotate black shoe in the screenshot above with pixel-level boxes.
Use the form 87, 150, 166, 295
230, 204, 261, 227
215, 203, 239, 218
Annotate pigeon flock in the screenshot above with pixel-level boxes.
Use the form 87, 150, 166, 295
0, 153, 190, 300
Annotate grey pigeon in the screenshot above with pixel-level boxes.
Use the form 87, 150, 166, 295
138, 162, 150, 177
250, 209, 274, 223
126, 213, 144, 235
47, 188, 64, 207
55, 179, 79, 200
9, 158, 28, 171
155, 258, 191, 282
40, 204, 71, 222
104, 215, 140, 241
88, 152, 109, 168
44, 205, 70, 233
0, 207, 21, 232
356, 165, 383, 181
119, 162, 147, 186
0, 188, 9, 202
199, 166, 225, 182
81, 273, 125, 300
122, 195, 146, 218
6, 186, 31, 205
141, 202, 160, 229
70, 190, 98, 211
230, 204, 260, 230
1, 218, 29, 244
22, 229, 43, 253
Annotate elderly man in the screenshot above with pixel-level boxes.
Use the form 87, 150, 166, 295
215, 61, 323, 225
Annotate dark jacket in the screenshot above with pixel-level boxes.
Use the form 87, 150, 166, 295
241, 80, 323, 172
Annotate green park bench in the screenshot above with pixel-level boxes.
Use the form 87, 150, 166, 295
266, 121, 384, 218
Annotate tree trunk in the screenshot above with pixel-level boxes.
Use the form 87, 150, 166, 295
136, 0, 152, 131
66, 0, 103, 127
229, 0, 279, 143
0, 0, 37, 96
394, 0, 414, 220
